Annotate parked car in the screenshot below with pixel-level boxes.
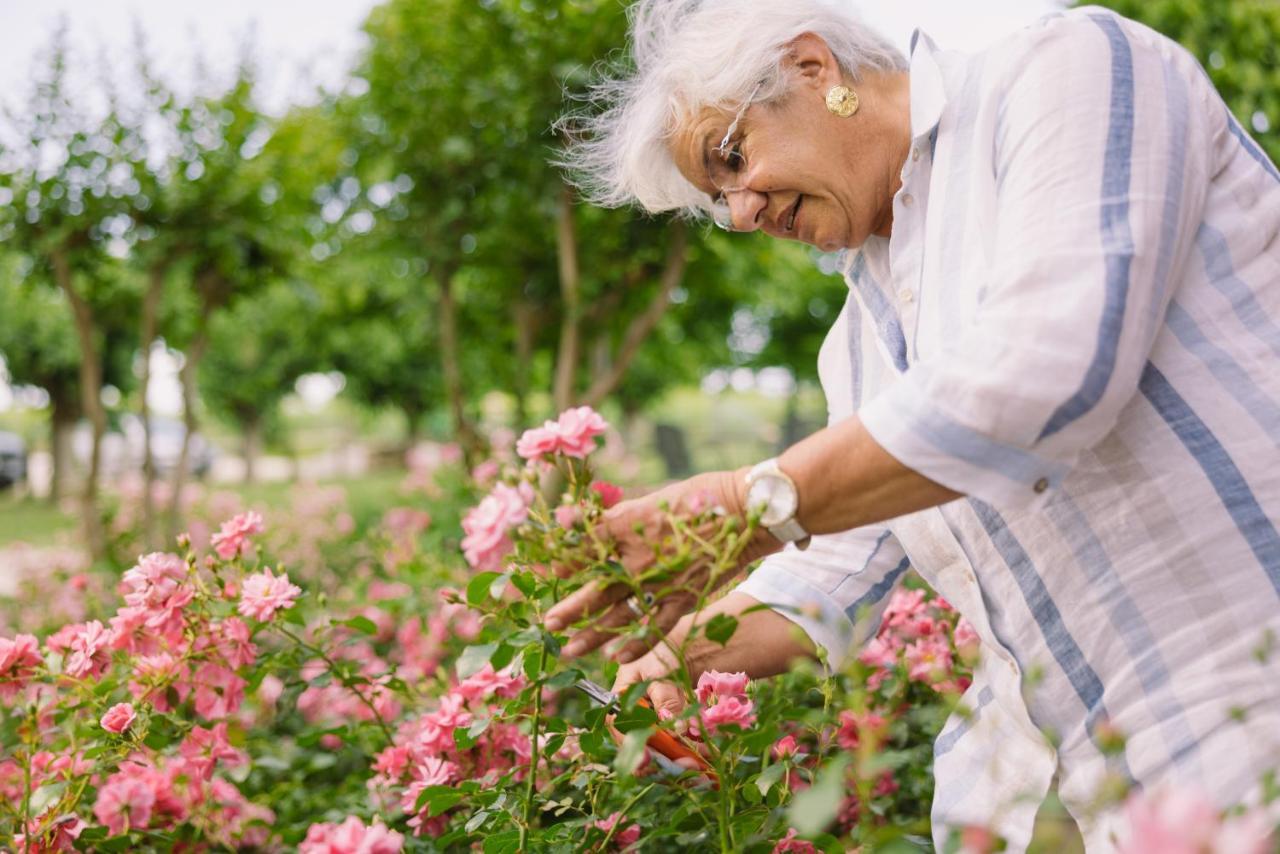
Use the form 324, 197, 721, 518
72, 416, 215, 479
0, 431, 27, 489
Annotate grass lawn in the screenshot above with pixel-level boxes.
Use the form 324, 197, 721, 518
0, 468, 409, 549
0, 492, 78, 547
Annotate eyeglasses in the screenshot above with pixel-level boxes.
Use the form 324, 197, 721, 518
706, 85, 761, 231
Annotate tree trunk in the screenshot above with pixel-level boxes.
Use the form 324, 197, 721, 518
138, 262, 165, 549
241, 414, 261, 485
581, 221, 688, 408
402, 403, 422, 454
513, 298, 535, 428
49, 396, 77, 504
51, 249, 107, 560
552, 185, 582, 411
167, 327, 209, 542
434, 265, 481, 461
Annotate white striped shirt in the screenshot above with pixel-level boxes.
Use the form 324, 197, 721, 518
736, 8, 1280, 851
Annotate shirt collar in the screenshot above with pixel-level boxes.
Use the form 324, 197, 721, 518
907, 29, 947, 141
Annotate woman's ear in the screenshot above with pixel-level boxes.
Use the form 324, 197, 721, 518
786, 32, 842, 91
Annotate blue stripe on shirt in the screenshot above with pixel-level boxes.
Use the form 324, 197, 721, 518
843, 555, 911, 623
849, 252, 909, 372
969, 499, 1108, 716
846, 293, 863, 409
1139, 362, 1280, 596
935, 685, 994, 757
1040, 13, 1137, 440
1226, 109, 1280, 184
1197, 224, 1280, 363
1046, 495, 1199, 764
1165, 301, 1280, 434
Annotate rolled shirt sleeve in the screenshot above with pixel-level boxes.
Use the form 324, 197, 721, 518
735, 526, 909, 669
860, 12, 1211, 511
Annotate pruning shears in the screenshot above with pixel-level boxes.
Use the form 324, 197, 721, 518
575, 678, 717, 782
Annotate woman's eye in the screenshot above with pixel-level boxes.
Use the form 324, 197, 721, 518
726, 143, 744, 171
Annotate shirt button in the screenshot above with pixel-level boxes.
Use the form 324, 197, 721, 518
899, 289, 914, 304
1033, 477, 1049, 494
902, 193, 915, 207
911, 147, 921, 162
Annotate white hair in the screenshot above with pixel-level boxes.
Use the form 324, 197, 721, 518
557, 0, 907, 218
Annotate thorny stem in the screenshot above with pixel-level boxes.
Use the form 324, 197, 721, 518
519, 578, 559, 851
275, 624, 394, 743
597, 783, 655, 850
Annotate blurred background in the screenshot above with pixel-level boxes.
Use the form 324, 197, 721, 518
0, 0, 1275, 569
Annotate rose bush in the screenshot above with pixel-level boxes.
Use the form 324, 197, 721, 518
1, 407, 1275, 852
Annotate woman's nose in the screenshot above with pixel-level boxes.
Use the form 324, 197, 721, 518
728, 188, 767, 232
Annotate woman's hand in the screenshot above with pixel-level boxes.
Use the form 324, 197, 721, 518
607, 592, 818, 724
545, 469, 782, 662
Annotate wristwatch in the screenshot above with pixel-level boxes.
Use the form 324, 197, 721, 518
744, 458, 811, 550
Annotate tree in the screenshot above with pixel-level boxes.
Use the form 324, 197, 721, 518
199, 281, 317, 482
0, 256, 81, 500
1088, 0, 1279, 164
0, 27, 149, 557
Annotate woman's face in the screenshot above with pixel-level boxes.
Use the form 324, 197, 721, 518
669, 33, 909, 251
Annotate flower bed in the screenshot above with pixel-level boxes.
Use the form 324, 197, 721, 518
1, 409, 1274, 852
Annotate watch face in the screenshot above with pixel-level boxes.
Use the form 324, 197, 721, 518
747, 474, 798, 528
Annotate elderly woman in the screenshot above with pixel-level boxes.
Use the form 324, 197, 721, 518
547, 0, 1280, 850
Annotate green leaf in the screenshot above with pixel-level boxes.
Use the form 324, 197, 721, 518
704, 613, 739, 646
612, 702, 658, 733
457, 643, 498, 679
334, 615, 378, 635
545, 668, 582, 691
483, 830, 522, 854
490, 642, 515, 671
468, 572, 503, 605
281, 604, 306, 627
614, 729, 650, 777
787, 755, 850, 836
755, 761, 787, 797
510, 571, 537, 598
415, 785, 465, 816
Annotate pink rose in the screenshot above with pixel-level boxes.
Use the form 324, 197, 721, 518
300, 816, 404, 854
0, 633, 42, 700
772, 734, 801, 759
471, 459, 501, 485
238, 568, 302, 622
460, 483, 532, 571
1116, 785, 1272, 854
904, 637, 954, 686
554, 503, 581, 529
515, 406, 609, 461
591, 480, 624, 508
515, 422, 561, 460
773, 828, 819, 853
593, 812, 642, 848
700, 695, 756, 733
100, 702, 136, 734
210, 511, 265, 560
554, 406, 608, 457
93, 774, 156, 836
695, 670, 749, 704
56, 620, 115, 680
836, 710, 888, 751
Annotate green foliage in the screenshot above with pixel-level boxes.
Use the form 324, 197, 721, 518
1084, 0, 1280, 163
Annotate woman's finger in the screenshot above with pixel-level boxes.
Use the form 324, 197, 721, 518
545, 579, 628, 632
560, 597, 641, 659
612, 594, 694, 664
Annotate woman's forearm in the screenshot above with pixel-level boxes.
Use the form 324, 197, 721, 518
777, 416, 959, 537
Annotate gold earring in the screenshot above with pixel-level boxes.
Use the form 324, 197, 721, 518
825, 85, 859, 118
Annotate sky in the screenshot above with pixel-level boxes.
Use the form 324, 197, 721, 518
0, 0, 1065, 111
0, 0, 1063, 414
